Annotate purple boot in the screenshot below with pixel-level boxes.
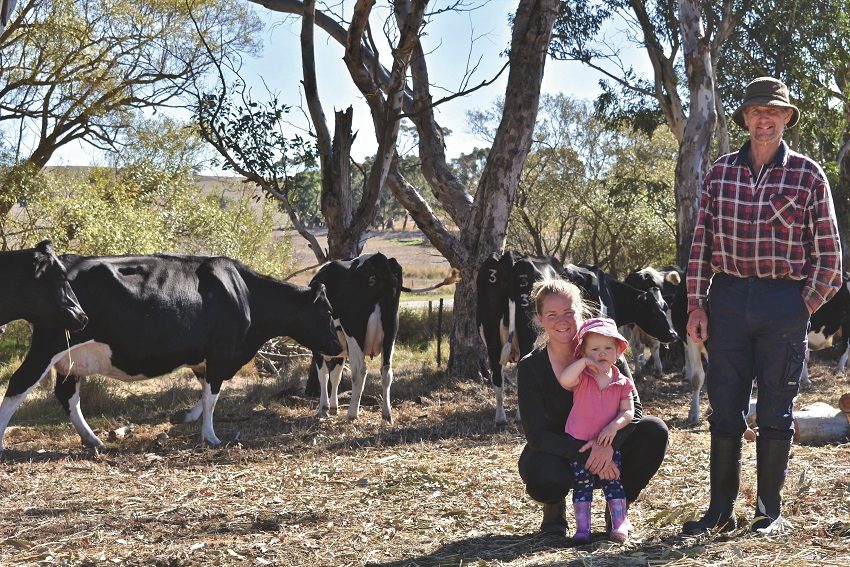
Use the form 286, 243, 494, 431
608, 498, 630, 542
572, 501, 592, 544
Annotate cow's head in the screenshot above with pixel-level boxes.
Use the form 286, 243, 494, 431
290, 281, 344, 358
635, 288, 678, 343
28, 241, 88, 331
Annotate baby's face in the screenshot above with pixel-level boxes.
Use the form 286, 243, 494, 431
583, 333, 618, 370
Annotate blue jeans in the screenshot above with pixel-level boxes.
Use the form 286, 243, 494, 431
569, 450, 626, 502
706, 274, 808, 441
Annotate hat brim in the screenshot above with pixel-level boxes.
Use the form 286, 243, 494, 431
732, 100, 800, 129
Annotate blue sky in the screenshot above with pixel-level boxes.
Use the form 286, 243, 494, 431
51, 1, 648, 169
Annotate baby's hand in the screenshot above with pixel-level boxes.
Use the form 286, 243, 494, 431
597, 424, 617, 446
584, 357, 604, 375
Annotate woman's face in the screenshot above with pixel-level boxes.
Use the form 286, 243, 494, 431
538, 292, 581, 347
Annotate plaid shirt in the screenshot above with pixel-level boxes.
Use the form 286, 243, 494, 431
687, 140, 843, 314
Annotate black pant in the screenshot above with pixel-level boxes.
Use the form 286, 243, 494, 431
706, 274, 808, 440
517, 416, 669, 503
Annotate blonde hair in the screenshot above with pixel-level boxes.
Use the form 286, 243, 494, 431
530, 278, 598, 348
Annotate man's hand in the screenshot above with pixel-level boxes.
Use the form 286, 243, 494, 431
687, 307, 709, 344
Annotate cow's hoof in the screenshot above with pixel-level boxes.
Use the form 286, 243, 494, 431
203, 437, 222, 448
316, 406, 330, 419
329, 407, 339, 416
80, 436, 105, 449
382, 413, 393, 424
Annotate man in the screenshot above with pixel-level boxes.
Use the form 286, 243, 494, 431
683, 77, 842, 535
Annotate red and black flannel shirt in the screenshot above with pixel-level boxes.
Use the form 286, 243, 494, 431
687, 140, 843, 315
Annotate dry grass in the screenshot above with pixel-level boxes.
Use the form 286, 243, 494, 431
1, 351, 848, 567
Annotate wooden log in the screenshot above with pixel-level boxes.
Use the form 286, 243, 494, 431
793, 402, 850, 445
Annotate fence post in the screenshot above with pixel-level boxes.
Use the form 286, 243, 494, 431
436, 298, 444, 367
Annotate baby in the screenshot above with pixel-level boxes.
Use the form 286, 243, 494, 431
557, 317, 636, 543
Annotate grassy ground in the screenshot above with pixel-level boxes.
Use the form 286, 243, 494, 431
0, 347, 848, 566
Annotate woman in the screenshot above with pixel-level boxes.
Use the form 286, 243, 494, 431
517, 278, 669, 537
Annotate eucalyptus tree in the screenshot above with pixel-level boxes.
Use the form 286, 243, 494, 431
243, 0, 560, 377
0, 0, 259, 219
550, 0, 746, 267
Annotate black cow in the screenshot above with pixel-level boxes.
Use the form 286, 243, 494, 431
0, 240, 88, 330
622, 266, 681, 378
306, 253, 403, 423
0, 253, 343, 450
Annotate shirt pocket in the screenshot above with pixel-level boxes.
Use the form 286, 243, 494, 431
766, 192, 802, 229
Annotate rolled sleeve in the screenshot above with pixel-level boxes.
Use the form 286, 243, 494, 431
803, 174, 843, 313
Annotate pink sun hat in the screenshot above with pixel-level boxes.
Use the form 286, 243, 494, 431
574, 317, 630, 359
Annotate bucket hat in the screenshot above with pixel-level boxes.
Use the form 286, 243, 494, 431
732, 77, 799, 129
574, 317, 629, 359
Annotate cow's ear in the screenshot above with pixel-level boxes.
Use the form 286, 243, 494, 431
311, 281, 328, 303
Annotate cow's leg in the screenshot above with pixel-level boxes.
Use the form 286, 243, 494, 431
327, 359, 344, 416
198, 379, 223, 447
800, 349, 812, 389
171, 370, 205, 424
346, 341, 367, 421
494, 362, 508, 426
54, 373, 103, 447
650, 339, 664, 376
838, 341, 850, 372
0, 338, 63, 451
685, 339, 706, 424
315, 356, 331, 418
379, 364, 393, 423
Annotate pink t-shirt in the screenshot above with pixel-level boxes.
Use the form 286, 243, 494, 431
564, 366, 635, 441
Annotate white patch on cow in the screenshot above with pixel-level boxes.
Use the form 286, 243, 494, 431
53, 341, 149, 382
363, 304, 384, 358
0, 340, 96, 451
67, 384, 102, 447
838, 343, 850, 372
494, 385, 507, 426
199, 380, 221, 446
346, 337, 367, 422
685, 337, 708, 424
807, 327, 831, 351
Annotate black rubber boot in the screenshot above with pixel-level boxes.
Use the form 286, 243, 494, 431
682, 435, 742, 535
540, 498, 568, 537
752, 437, 792, 533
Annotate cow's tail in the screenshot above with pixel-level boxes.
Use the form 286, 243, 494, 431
400, 269, 460, 293
499, 300, 517, 366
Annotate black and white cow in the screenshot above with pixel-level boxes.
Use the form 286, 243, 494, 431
0, 240, 88, 331
477, 252, 677, 425
0, 253, 343, 450
803, 275, 850, 386
305, 253, 403, 423
622, 266, 681, 378
578, 264, 679, 347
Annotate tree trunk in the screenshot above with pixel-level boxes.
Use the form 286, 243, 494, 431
834, 134, 850, 267
322, 108, 360, 259
675, 0, 717, 268
447, 0, 560, 379
446, 265, 487, 378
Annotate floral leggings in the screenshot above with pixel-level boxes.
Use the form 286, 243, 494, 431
569, 450, 626, 502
